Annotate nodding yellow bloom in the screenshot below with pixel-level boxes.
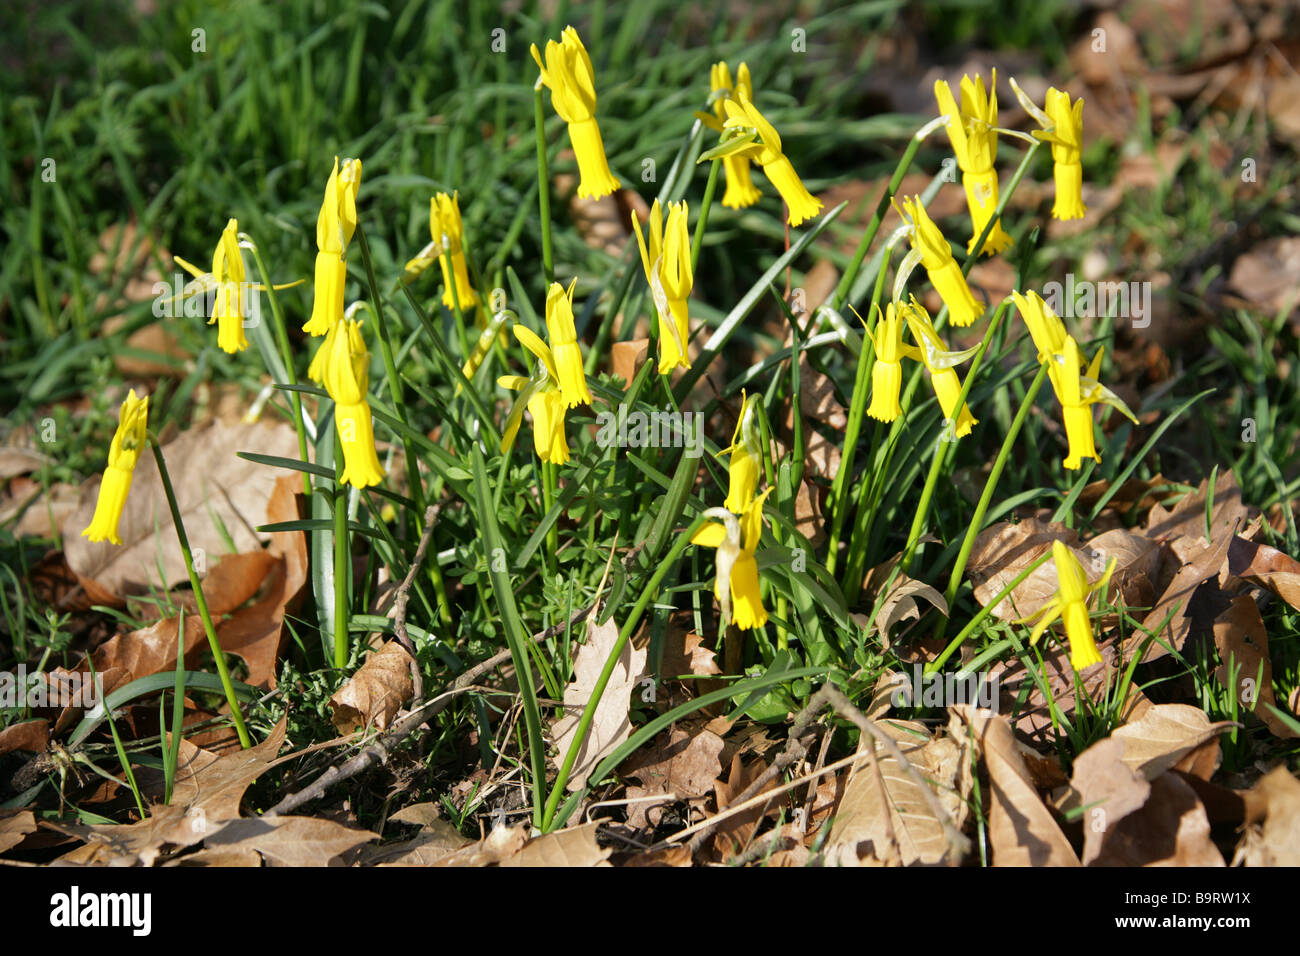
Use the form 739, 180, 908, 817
499, 325, 571, 465
722, 91, 823, 227
863, 303, 920, 423
1020, 540, 1114, 671
305, 156, 362, 336
933, 71, 1014, 256
430, 192, 480, 312
900, 196, 983, 327
705, 61, 762, 209
1042, 332, 1138, 470
631, 198, 693, 373
692, 489, 773, 631
720, 391, 762, 513
321, 318, 385, 488
82, 390, 149, 545
1027, 87, 1087, 221
531, 27, 620, 200
543, 279, 592, 408
900, 297, 979, 438
1010, 289, 1069, 364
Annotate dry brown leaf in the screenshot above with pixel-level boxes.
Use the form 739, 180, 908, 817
430, 823, 529, 866
1228, 237, 1300, 319
622, 844, 693, 867
1089, 772, 1224, 867
1068, 737, 1152, 865
1077, 474, 1179, 515
622, 724, 724, 829
658, 620, 721, 678
710, 753, 779, 859
63, 420, 299, 598
200, 815, 375, 866
1111, 704, 1234, 781
567, 185, 648, 256
162, 717, 288, 822
0, 810, 39, 855
1214, 596, 1297, 739
954, 706, 1079, 866
987, 635, 1123, 748
1140, 527, 1234, 662
610, 339, 649, 384
367, 818, 472, 866
387, 802, 445, 829
500, 821, 611, 867
792, 477, 827, 548
0, 446, 53, 480
1143, 470, 1248, 546
873, 574, 948, 648
1227, 534, 1300, 612
967, 518, 1081, 620
1235, 766, 1300, 866
328, 641, 415, 734
552, 609, 647, 791
0, 719, 49, 756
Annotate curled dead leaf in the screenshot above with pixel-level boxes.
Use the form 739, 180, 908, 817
328, 641, 415, 734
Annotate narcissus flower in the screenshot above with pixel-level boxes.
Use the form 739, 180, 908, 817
900, 196, 983, 327
722, 90, 823, 227
499, 325, 572, 465
531, 27, 620, 200
692, 490, 773, 631
720, 391, 763, 513
631, 198, 693, 373
1010, 289, 1069, 363
1020, 540, 1114, 671
863, 303, 918, 423
900, 297, 980, 438
82, 390, 149, 545
430, 192, 480, 312
305, 156, 362, 336
1047, 333, 1138, 470
320, 318, 385, 488
934, 71, 1014, 256
702, 61, 762, 209
1015, 81, 1087, 221
543, 279, 592, 408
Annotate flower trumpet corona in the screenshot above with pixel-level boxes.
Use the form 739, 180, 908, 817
700, 61, 762, 209
305, 156, 362, 336
631, 198, 693, 373
692, 490, 773, 630
900, 297, 980, 438
321, 318, 385, 488
543, 279, 592, 408
934, 71, 1014, 256
722, 90, 823, 227
862, 303, 919, 423
499, 324, 571, 465
82, 390, 149, 545
720, 391, 763, 513
1019, 540, 1115, 671
1013, 79, 1087, 221
531, 27, 620, 200
900, 196, 983, 327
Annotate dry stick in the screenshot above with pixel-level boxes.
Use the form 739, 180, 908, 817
391, 504, 440, 707
263, 603, 594, 818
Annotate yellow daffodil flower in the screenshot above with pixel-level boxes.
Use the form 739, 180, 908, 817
531, 27, 620, 200
703, 61, 762, 209
1020, 540, 1114, 671
1016, 82, 1087, 221
430, 192, 480, 311
82, 390, 149, 545
321, 317, 385, 488
631, 198, 693, 373
934, 71, 1014, 256
900, 297, 980, 438
899, 196, 983, 327
863, 303, 920, 423
722, 90, 823, 227
305, 156, 362, 336
499, 325, 571, 465
719, 391, 762, 513
543, 279, 592, 408
692, 489, 773, 631
1010, 289, 1069, 363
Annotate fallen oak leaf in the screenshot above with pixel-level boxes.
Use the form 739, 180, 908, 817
499, 821, 611, 867
1110, 703, 1234, 782
0, 719, 49, 756
328, 640, 415, 734
199, 815, 376, 867
622, 724, 725, 829
0, 811, 39, 855
1227, 535, 1300, 613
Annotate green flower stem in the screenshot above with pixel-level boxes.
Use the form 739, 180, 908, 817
149, 436, 251, 749
925, 547, 1054, 674
899, 299, 1011, 574
244, 241, 311, 499
542, 459, 558, 568
825, 246, 891, 576
332, 431, 350, 671
534, 82, 554, 288
830, 134, 921, 312
691, 157, 721, 274
542, 511, 710, 829
934, 361, 1050, 648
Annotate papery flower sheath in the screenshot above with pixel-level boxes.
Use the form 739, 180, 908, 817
705, 61, 762, 209
692, 489, 773, 631
934, 71, 1014, 256
722, 90, 823, 227
531, 27, 620, 200
1019, 540, 1114, 671
543, 279, 592, 408
720, 391, 762, 513
305, 156, 362, 336
900, 196, 983, 327
632, 198, 693, 373
321, 317, 385, 488
82, 389, 149, 545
